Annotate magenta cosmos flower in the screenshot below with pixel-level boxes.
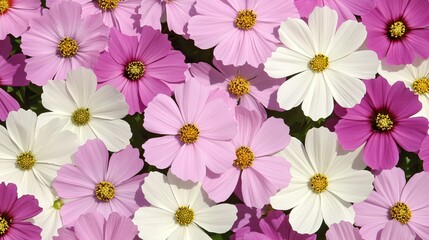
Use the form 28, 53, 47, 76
94, 27, 187, 115
0, 36, 29, 121
238, 211, 316, 240
294, 0, 375, 24
418, 135, 429, 171
54, 212, 138, 240
53, 139, 144, 227
46, 0, 140, 35
143, 80, 237, 182
189, 59, 283, 116
354, 168, 429, 240
0, 182, 42, 239
203, 107, 290, 208
139, 0, 195, 35
187, 0, 299, 67
0, 0, 41, 40
361, 0, 429, 65
335, 77, 428, 170
20, 1, 108, 85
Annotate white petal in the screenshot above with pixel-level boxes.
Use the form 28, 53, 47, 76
89, 85, 128, 119
276, 137, 314, 180
88, 118, 131, 152
194, 204, 237, 233
270, 180, 312, 210
320, 192, 354, 227
289, 193, 323, 234
17, 171, 55, 206
305, 127, 337, 173
276, 70, 314, 111
0, 126, 19, 159
301, 73, 334, 120
65, 67, 97, 107
33, 206, 62, 240
42, 79, 77, 113
264, 47, 309, 78
133, 207, 178, 240
6, 109, 37, 152
308, 7, 337, 53
330, 51, 379, 80
326, 21, 367, 61
328, 170, 374, 203
323, 69, 365, 108
278, 18, 315, 58
186, 224, 212, 240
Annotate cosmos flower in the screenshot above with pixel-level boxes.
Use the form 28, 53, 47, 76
325, 221, 363, 240
0, 0, 41, 40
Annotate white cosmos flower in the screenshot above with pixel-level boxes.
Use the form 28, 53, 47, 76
39, 67, 132, 152
33, 188, 63, 240
133, 171, 238, 240
264, 7, 379, 120
0, 109, 78, 206
379, 58, 429, 120
270, 127, 374, 234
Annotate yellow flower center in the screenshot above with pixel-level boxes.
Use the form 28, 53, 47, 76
125, 61, 145, 80
0, 0, 10, 14
16, 152, 36, 170
53, 199, 64, 210
95, 181, 115, 202
97, 0, 120, 10
235, 10, 257, 30
375, 113, 394, 131
0, 216, 9, 235
389, 21, 406, 39
179, 124, 199, 144
412, 77, 429, 95
58, 37, 79, 58
233, 146, 255, 170
309, 54, 329, 72
228, 76, 250, 98
390, 202, 412, 224
71, 108, 91, 126
175, 206, 194, 226
309, 173, 328, 193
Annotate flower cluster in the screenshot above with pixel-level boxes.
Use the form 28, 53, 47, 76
1, 0, 429, 239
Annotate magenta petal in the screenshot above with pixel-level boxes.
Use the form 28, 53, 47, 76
250, 117, 290, 156
142, 136, 182, 169
171, 144, 206, 182
365, 77, 390, 111
105, 212, 138, 240
0, 89, 20, 121
6, 222, 42, 240
244, 232, 272, 240
363, 133, 399, 170
391, 117, 428, 152
335, 119, 372, 150
106, 145, 144, 185
9, 195, 42, 221
203, 167, 240, 203
0, 182, 17, 213
386, 81, 422, 118
418, 136, 429, 171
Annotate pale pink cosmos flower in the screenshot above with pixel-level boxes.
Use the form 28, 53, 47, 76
53, 139, 144, 227
203, 106, 291, 208
139, 0, 195, 35
46, 0, 140, 35
21, 1, 109, 85
143, 80, 237, 182
326, 221, 363, 240
189, 59, 283, 117
187, 0, 299, 67
0, 0, 41, 40
0, 36, 29, 121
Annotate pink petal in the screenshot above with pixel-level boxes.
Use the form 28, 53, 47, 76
197, 99, 237, 141
175, 80, 210, 123
203, 167, 240, 203
106, 145, 144, 185
171, 144, 206, 182
391, 117, 428, 152
363, 133, 399, 170
250, 117, 290, 156
105, 212, 138, 240
74, 212, 104, 239
142, 136, 182, 169
251, 156, 291, 190
143, 94, 183, 135
60, 196, 98, 227
53, 165, 95, 199
74, 139, 109, 183
233, 106, 263, 147
374, 168, 405, 206
0, 88, 20, 121
196, 138, 236, 174
241, 168, 277, 208
379, 221, 415, 240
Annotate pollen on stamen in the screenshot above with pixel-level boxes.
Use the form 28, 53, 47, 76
0, 0, 10, 15
228, 76, 250, 98
309, 54, 329, 72
97, 0, 120, 11
58, 37, 79, 58
233, 146, 255, 170
175, 206, 194, 226
412, 77, 429, 94
95, 181, 115, 202
235, 10, 257, 30
374, 113, 394, 132
179, 124, 199, 144
0, 216, 9, 235
16, 152, 36, 171
390, 202, 412, 224
389, 21, 406, 39
309, 173, 328, 193
125, 61, 145, 80
71, 108, 91, 126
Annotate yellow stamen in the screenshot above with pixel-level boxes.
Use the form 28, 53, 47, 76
228, 76, 250, 98
309, 173, 328, 193
0, 0, 10, 15
125, 61, 145, 80
179, 124, 199, 144
375, 113, 394, 131
16, 152, 36, 170
309, 54, 329, 72
235, 10, 257, 30
58, 37, 78, 58
71, 108, 91, 126
412, 77, 429, 94
389, 21, 406, 39
95, 181, 115, 202
390, 202, 412, 224
0, 216, 9, 235
175, 206, 194, 226
233, 146, 255, 170
97, 0, 120, 10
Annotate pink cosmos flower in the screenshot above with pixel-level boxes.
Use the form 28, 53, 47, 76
326, 221, 363, 240
53, 139, 144, 227
0, 0, 41, 40
139, 0, 195, 35
189, 59, 283, 117
335, 77, 428, 170
0, 182, 42, 239
361, 0, 429, 65
0, 36, 29, 121
294, 0, 375, 24
354, 168, 429, 240
238, 211, 316, 240
47, 0, 140, 35
230, 204, 263, 240
21, 1, 109, 85
142, 80, 237, 182
94, 27, 187, 115
54, 212, 138, 240
187, 0, 299, 67
203, 107, 291, 208
418, 135, 429, 171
